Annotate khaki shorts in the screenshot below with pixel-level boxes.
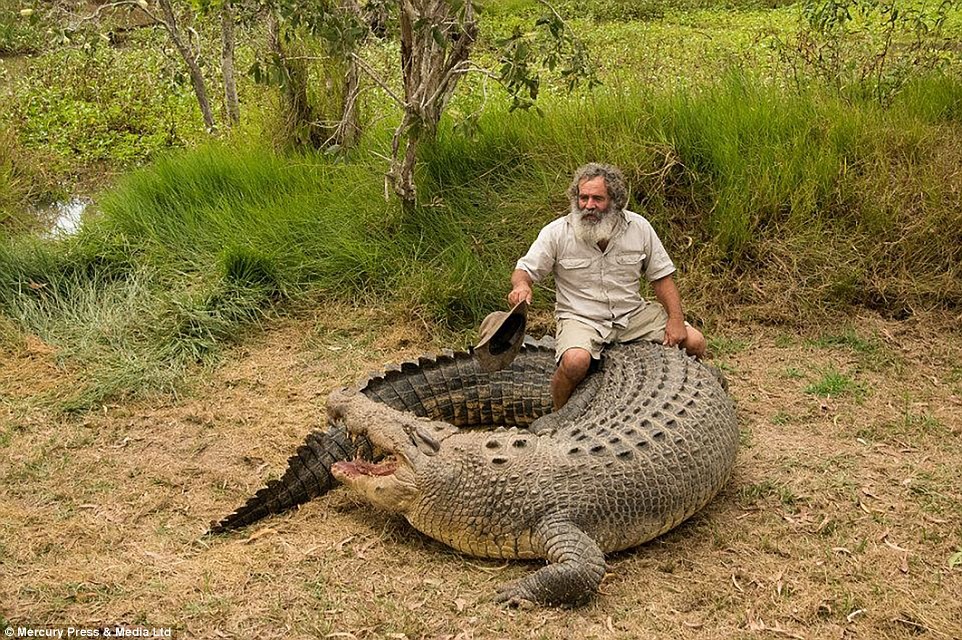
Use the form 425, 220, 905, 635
555, 303, 683, 362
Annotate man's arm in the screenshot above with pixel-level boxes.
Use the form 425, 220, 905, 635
650, 275, 687, 347
508, 269, 534, 306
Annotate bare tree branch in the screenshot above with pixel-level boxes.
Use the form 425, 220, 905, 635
72, 0, 162, 29
349, 52, 406, 108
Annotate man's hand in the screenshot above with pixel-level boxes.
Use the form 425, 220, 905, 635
651, 275, 687, 348
663, 316, 687, 348
508, 283, 532, 306
509, 269, 534, 306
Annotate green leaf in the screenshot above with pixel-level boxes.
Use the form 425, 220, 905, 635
950, 550, 962, 568
431, 26, 446, 49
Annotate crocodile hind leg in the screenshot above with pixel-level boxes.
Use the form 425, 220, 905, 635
494, 520, 607, 607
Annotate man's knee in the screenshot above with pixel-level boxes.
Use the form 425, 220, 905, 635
684, 327, 707, 359
559, 347, 592, 381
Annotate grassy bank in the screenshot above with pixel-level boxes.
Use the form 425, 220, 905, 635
1, 72, 960, 407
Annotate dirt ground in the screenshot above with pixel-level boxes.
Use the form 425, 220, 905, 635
1, 306, 961, 639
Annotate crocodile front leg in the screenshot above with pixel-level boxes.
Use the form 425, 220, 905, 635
495, 520, 606, 606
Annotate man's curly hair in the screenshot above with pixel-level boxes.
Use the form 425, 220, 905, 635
567, 163, 629, 212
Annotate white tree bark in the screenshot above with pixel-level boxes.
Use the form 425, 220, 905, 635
157, 0, 216, 132
221, 0, 240, 126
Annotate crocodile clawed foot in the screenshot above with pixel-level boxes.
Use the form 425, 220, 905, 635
494, 582, 536, 609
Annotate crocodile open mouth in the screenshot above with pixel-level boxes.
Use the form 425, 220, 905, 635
332, 457, 398, 478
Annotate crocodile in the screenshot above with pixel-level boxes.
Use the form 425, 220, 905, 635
210, 340, 739, 606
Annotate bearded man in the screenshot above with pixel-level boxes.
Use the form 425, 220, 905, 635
508, 163, 706, 410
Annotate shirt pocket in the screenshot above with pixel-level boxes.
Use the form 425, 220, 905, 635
559, 257, 592, 270
612, 252, 646, 281
614, 252, 646, 267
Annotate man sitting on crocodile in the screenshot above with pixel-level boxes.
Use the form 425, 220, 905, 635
508, 162, 707, 410
210, 163, 737, 608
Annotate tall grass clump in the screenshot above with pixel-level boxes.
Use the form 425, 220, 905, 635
650, 75, 850, 258
891, 75, 962, 123
96, 145, 399, 292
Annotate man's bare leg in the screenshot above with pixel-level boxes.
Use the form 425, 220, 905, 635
552, 347, 592, 410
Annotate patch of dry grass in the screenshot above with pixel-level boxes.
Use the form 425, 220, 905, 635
2, 309, 961, 639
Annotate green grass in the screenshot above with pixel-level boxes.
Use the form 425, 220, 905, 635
859, 407, 950, 442
810, 330, 879, 353
0, 126, 62, 235
808, 329, 901, 370
804, 367, 867, 398
738, 479, 801, 509
771, 411, 793, 425
708, 336, 749, 357
782, 366, 805, 380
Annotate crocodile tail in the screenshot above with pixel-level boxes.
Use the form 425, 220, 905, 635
208, 423, 369, 534
361, 345, 556, 427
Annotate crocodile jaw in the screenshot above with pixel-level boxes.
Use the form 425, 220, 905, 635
332, 457, 418, 513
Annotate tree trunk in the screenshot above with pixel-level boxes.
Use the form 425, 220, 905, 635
158, 0, 216, 132
332, 0, 364, 149
390, 0, 477, 208
267, 11, 321, 146
334, 58, 361, 148
221, 0, 240, 126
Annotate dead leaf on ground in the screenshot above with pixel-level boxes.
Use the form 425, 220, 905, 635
242, 527, 277, 544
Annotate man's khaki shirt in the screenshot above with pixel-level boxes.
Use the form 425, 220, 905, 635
515, 210, 676, 337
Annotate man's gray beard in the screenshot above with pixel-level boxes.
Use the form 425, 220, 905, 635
570, 203, 621, 246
